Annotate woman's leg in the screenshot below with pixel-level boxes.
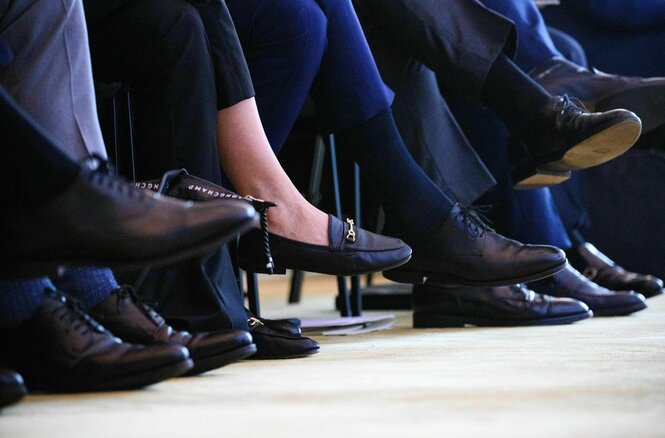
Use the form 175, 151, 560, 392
216, 98, 329, 245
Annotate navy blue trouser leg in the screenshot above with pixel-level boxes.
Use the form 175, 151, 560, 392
227, 0, 392, 152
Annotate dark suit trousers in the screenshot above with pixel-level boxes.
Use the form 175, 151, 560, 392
353, 0, 516, 104
84, 0, 253, 332
360, 23, 496, 205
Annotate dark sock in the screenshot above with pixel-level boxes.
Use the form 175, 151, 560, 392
0, 85, 81, 207
0, 278, 53, 328
481, 53, 554, 136
54, 268, 118, 310
336, 109, 454, 236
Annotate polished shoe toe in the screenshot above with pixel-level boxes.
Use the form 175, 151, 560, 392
569, 243, 664, 298
530, 264, 648, 317
247, 318, 319, 360
184, 331, 256, 375
0, 368, 26, 408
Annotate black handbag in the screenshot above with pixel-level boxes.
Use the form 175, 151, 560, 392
117, 169, 274, 332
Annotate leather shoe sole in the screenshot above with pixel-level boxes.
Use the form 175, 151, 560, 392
592, 299, 648, 317
0, 373, 28, 408
30, 358, 194, 393
513, 117, 641, 189
184, 344, 257, 376
549, 117, 641, 171
413, 309, 592, 328
384, 260, 566, 287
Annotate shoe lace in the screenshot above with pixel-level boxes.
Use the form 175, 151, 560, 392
46, 289, 111, 337
554, 94, 588, 118
87, 169, 146, 201
455, 204, 494, 238
114, 285, 163, 326
512, 284, 534, 301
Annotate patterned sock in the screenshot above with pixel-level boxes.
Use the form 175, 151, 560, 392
55, 267, 118, 310
0, 278, 54, 327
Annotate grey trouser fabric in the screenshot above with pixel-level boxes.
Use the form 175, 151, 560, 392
353, 0, 517, 204
363, 24, 496, 205
354, 0, 516, 104
0, 0, 106, 160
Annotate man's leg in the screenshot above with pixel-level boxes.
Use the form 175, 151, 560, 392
0, 85, 81, 206
360, 17, 495, 206
0, 0, 106, 160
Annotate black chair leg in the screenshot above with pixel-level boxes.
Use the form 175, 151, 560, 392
287, 133, 327, 305
350, 163, 363, 316
246, 271, 261, 317
288, 270, 305, 304
329, 134, 352, 317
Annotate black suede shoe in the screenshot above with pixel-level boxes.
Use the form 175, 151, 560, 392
531, 57, 665, 134
383, 204, 566, 287
238, 214, 411, 276
530, 264, 647, 317
90, 286, 256, 375
246, 310, 301, 335
0, 291, 193, 392
512, 95, 641, 189
246, 318, 319, 360
568, 243, 663, 298
412, 282, 591, 327
0, 368, 26, 408
0, 168, 258, 280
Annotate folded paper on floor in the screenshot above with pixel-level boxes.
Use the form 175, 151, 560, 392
301, 315, 395, 335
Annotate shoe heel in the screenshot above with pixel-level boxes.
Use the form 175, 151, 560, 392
512, 163, 571, 190
413, 313, 467, 328
383, 268, 427, 285
238, 259, 286, 275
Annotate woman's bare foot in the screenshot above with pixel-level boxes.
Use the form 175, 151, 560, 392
249, 190, 329, 246
215, 97, 329, 246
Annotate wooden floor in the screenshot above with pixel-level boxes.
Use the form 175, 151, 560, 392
1, 274, 664, 438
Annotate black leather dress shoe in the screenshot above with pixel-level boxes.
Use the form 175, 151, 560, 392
239, 214, 411, 276
530, 264, 647, 317
568, 243, 663, 298
512, 95, 641, 189
90, 286, 257, 375
531, 57, 665, 134
383, 204, 566, 287
0, 291, 193, 392
0, 168, 257, 280
412, 282, 592, 327
0, 368, 26, 408
246, 318, 319, 360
